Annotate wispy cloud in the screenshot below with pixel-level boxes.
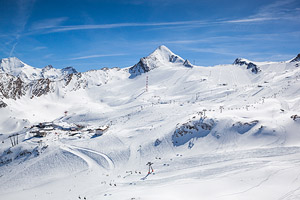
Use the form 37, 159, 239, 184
225, 17, 279, 23
9, 0, 36, 56
68, 53, 127, 60
135, 32, 297, 47
226, 0, 300, 24
257, 0, 295, 16
30, 17, 68, 30
9, 41, 19, 57
14, 0, 36, 32
17, 0, 299, 40
40, 20, 208, 34
28, 6, 299, 35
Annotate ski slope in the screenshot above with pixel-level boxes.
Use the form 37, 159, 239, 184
0, 46, 300, 199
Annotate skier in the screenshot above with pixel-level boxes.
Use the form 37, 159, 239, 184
146, 162, 154, 174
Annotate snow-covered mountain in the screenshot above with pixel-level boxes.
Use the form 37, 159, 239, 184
0, 46, 300, 200
0, 46, 193, 100
0, 58, 77, 100
0, 57, 77, 81
129, 45, 192, 78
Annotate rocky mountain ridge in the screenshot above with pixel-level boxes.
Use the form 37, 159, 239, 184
0, 46, 299, 105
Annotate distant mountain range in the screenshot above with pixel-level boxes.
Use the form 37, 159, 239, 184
0, 46, 299, 104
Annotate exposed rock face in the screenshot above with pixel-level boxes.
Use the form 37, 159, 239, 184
183, 59, 193, 68
0, 100, 7, 108
129, 58, 150, 77
231, 120, 259, 134
172, 118, 216, 146
62, 66, 78, 74
233, 58, 260, 74
0, 58, 82, 100
63, 72, 89, 90
0, 72, 56, 100
64, 73, 75, 86
290, 53, 300, 63
30, 78, 52, 97
0, 73, 26, 100
169, 54, 183, 63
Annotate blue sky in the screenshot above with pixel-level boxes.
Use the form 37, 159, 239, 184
0, 0, 299, 71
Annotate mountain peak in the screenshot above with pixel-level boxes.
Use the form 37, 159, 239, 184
1, 57, 21, 62
0, 57, 25, 69
128, 45, 186, 78
149, 45, 184, 64
43, 65, 53, 71
62, 66, 78, 74
0, 57, 28, 77
290, 53, 300, 62
154, 45, 173, 54
129, 45, 190, 78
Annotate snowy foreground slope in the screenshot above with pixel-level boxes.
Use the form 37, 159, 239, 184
1, 46, 300, 200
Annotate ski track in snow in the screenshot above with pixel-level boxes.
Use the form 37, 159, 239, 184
60, 143, 115, 171
60, 144, 101, 171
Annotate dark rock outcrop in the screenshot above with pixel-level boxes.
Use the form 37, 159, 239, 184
0, 73, 26, 100
290, 53, 300, 63
30, 78, 52, 97
233, 58, 260, 74
183, 59, 193, 68
129, 58, 150, 78
0, 100, 7, 108
172, 118, 216, 146
62, 66, 78, 74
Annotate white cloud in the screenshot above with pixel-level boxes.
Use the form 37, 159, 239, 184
225, 17, 279, 23
69, 53, 127, 60
226, 0, 300, 24
42, 20, 207, 33
30, 17, 68, 30
23, 0, 300, 36
9, 41, 18, 57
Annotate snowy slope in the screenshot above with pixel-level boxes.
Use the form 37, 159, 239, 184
0, 46, 300, 200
